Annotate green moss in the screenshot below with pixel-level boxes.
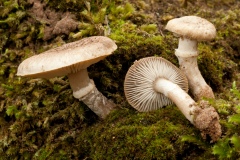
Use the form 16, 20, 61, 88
73, 107, 205, 159
0, 0, 240, 159
197, 44, 237, 91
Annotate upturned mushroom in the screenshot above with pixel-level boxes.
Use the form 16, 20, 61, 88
17, 36, 117, 119
165, 16, 216, 101
124, 57, 221, 142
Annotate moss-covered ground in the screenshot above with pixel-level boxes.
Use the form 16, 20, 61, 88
0, 0, 239, 159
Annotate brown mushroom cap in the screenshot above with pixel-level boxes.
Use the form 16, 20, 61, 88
124, 57, 188, 112
17, 36, 117, 78
165, 16, 216, 41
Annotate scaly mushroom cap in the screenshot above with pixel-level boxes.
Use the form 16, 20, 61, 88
165, 16, 216, 41
17, 36, 117, 78
124, 57, 188, 112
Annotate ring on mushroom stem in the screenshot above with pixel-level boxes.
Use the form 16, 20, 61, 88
165, 16, 216, 101
124, 57, 221, 142
17, 36, 117, 119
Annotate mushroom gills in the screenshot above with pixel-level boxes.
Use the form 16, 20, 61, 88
124, 57, 221, 142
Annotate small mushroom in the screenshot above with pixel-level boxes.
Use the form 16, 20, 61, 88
17, 36, 117, 119
124, 57, 221, 142
165, 16, 216, 101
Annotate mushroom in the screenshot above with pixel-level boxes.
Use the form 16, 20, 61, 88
17, 36, 117, 119
165, 16, 216, 101
124, 57, 221, 142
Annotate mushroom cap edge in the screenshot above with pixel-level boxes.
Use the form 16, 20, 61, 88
17, 36, 117, 78
124, 56, 188, 112
165, 16, 216, 41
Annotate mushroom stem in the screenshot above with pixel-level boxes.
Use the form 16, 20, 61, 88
175, 37, 215, 101
176, 37, 198, 57
68, 69, 116, 119
154, 78, 221, 142
154, 78, 195, 123
80, 86, 116, 119
68, 69, 93, 95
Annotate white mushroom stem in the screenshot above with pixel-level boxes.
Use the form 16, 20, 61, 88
175, 37, 215, 101
154, 78, 196, 123
176, 37, 198, 56
68, 69, 116, 119
68, 69, 94, 98
154, 78, 221, 142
